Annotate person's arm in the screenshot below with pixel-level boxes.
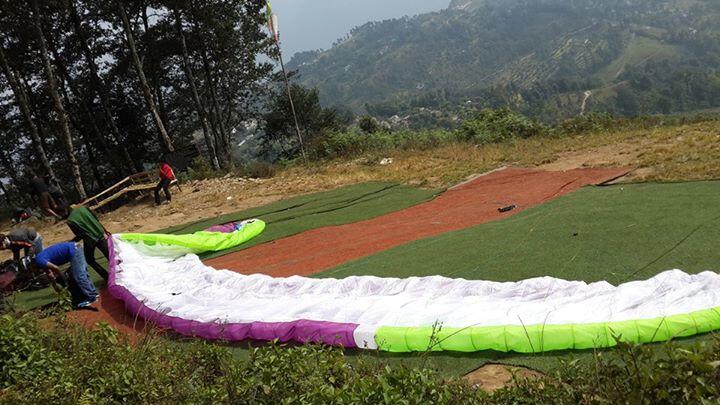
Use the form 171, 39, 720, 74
42, 262, 66, 293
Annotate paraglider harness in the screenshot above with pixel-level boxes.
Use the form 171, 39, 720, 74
0, 255, 54, 296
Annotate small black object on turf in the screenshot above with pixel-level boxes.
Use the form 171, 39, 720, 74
498, 204, 517, 213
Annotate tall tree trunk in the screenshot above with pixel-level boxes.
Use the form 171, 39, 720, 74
0, 151, 21, 205
0, 46, 58, 188
0, 180, 12, 206
116, 0, 175, 153
50, 42, 129, 178
174, 9, 220, 169
141, 5, 171, 137
198, 44, 233, 166
31, 0, 87, 200
68, 0, 137, 173
79, 129, 105, 190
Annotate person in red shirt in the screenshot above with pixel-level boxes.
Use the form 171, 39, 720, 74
155, 157, 175, 205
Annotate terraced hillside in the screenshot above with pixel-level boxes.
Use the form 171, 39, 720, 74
290, 0, 720, 122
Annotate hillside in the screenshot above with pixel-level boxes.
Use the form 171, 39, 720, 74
289, 0, 720, 124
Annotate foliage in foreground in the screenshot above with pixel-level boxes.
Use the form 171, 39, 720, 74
1, 314, 720, 404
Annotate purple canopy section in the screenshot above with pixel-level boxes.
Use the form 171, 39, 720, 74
106, 236, 360, 348
204, 222, 240, 233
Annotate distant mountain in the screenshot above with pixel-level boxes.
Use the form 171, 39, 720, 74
289, 0, 720, 125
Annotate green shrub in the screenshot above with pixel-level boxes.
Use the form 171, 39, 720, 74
555, 112, 618, 135
458, 108, 548, 143
1, 314, 720, 403
358, 115, 381, 134
187, 156, 226, 181
0, 314, 486, 403
312, 129, 459, 159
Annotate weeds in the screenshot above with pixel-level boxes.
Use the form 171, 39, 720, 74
1, 313, 719, 403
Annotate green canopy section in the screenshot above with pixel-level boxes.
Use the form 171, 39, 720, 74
119, 220, 266, 253
376, 306, 720, 353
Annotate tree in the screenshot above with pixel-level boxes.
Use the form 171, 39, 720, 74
68, 0, 137, 173
0, 45, 58, 190
115, 0, 175, 153
262, 84, 352, 160
358, 115, 381, 134
0, 0, 276, 197
173, 6, 220, 169
31, 0, 87, 199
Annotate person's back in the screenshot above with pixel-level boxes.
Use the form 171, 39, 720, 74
67, 207, 105, 244
35, 242, 76, 268
67, 206, 109, 281
8, 226, 38, 245
2, 226, 42, 261
160, 162, 175, 180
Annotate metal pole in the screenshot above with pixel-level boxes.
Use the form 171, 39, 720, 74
276, 41, 308, 164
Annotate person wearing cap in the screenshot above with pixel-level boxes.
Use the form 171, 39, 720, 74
0, 226, 44, 261
66, 206, 110, 281
34, 242, 98, 308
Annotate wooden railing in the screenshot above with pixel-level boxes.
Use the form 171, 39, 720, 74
78, 171, 178, 211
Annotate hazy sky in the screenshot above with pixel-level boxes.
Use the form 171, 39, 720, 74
271, 0, 449, 58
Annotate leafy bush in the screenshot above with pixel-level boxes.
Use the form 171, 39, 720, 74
186, 156, 226, 181
496, 339, 720, 404
312, 129, 459, 159
0, 314, 485, 403
1, 314, 720, 403
458, 108, 548, 144
358, 115, 381, 134
555, 112, 618, 135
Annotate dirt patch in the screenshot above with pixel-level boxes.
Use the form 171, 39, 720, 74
464, 364, 545, 392
66, 289, 154, 340
539, 142, 645, 173
205, 167, 629, 277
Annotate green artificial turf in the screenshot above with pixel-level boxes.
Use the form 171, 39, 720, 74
320, 181, 720, 283
9, 182, 438, 310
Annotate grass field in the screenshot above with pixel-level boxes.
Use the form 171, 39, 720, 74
598, 34, 679, 82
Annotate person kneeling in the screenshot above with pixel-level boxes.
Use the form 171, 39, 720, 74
34, 242, 98, 309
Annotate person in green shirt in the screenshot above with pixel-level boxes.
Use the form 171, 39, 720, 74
66, 206, 110, 281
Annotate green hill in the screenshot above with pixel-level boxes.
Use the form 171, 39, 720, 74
289, 0, 720, 124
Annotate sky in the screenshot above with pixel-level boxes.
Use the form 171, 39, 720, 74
271, 0, 450, 58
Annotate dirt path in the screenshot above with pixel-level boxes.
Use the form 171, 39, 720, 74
205, 167, 628, 277
580, 90, 592, 115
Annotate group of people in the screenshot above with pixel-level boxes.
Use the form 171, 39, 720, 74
0, 158, 177, 309
1, 206, 110, 308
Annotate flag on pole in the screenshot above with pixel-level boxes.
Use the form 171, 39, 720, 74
266, 1, 279, 44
